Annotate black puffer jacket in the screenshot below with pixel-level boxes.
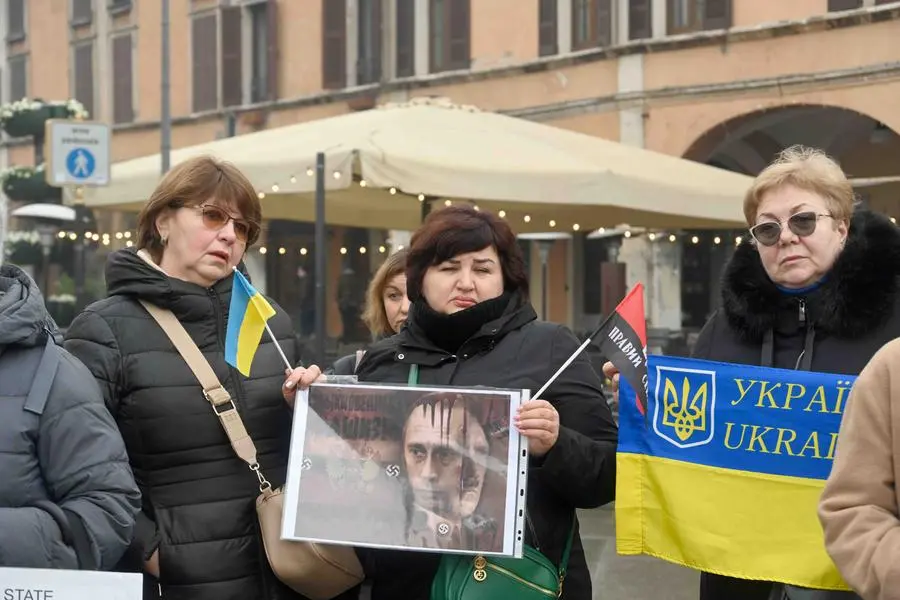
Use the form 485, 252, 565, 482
354, 293, 618, 600
694, 208, 900, 600
64, 248, 303, 600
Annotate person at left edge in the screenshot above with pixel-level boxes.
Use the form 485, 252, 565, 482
0, 263, 140, 571
64, 155, 340, 600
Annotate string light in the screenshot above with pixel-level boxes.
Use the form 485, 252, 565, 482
735, 236, 743, 245
300, 247, 308, 255
691, 236, 699, 244
713, 236, 721, 245
359, 180, 367, 187
444, 199, 451, 207
549, 220, 556, 227
259, 247, 267, 254
278, 247, 286, 255
523, 215, 531, 223
669, 234, 676, 242
623, 230, 632, 238
498, 210, 506, 218
272, 184, 280, 192
572, 224, 580, 231
340, 247, 347, 254
648, 233, 656, 241
359, 246, 366, 254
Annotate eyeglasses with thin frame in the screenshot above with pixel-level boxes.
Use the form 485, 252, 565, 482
749, 211, 834, 247
193, 204, 254, 244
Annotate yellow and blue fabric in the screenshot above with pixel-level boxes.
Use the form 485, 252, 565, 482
225, 270, 276, 377
615, 354, 854, 591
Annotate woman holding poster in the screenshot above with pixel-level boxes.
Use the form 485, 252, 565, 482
606, 145, 900, 600
289, 205, 619, 600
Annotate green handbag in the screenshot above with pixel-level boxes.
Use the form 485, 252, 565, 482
405, 365, 576, 599
429, 521, 575, 599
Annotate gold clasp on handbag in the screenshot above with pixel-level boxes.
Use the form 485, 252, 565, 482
473, 556, 487, 582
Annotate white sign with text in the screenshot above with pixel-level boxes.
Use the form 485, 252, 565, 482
0, 568, 142, 600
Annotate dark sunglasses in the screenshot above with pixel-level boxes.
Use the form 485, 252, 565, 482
195, 205, 255, 244
749, 211, 833, 247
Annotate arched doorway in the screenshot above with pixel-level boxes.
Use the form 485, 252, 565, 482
679, 104, 900, 329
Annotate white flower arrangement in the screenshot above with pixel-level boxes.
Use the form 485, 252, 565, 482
47, 293, 76, 304
5, 229, 40, 245
0, 97, 90, 125
0, 164, 42, 184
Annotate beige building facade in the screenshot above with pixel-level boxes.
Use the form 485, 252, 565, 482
4, 0, 900, 345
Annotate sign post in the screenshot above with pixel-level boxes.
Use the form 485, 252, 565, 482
43, 119, 111, 313
44, 119, 111, 188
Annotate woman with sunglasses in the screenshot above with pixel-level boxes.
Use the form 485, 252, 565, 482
605, 145, 900, 600
63, 156, 311, 600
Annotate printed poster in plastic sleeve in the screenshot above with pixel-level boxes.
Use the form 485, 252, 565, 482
281, 383, 530, 558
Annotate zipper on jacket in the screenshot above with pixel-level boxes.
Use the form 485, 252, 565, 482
798, 299, 806, 327
208, 287, 246, 408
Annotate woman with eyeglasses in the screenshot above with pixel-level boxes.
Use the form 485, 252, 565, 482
64, 156, 312, 600
604, 145, 900, 600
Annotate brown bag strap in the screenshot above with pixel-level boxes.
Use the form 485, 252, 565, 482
139, 299, 272, 492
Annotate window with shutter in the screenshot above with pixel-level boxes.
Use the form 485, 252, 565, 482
430, 0, 470, 73
629, 0, 652, 40
73, 42, 94, 118
265, 0, 279, 101
8, 0, 26, 41
72, 0, 93, 25
220, 6, 243, 108
8, 55, 27, 101
396, 0, 415, 77
322, 0, 347, 89
357, 0, 383, 85
539, 0, 558, 56
112, 34, 134, 123
572, 0, 612, 50
828, 0, 863, 10
702, 0, 731, 29
248, 2, 270, 103
192, 14, 218, 112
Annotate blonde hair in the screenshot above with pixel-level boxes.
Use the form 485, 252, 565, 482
743, 145, 854, 227
361, 248, 408, 339
137, 156, 262, 262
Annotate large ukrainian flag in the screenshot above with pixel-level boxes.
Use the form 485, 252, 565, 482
615, 354, 853, 591
225, 269, 276, 377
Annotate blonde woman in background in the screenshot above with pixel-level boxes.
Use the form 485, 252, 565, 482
329, 248, 409, 375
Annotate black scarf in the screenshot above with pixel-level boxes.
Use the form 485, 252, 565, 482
411, 292, 513, 354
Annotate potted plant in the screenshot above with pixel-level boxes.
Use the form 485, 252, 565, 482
3, 229, 43, 265
1, 164, 62, 203
0, 97, 89, 138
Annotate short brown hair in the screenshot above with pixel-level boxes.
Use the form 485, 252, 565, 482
361, 248, 408, 338
743, 145, 854, 227
406, 206, 528, 302
137, 156, 262, 261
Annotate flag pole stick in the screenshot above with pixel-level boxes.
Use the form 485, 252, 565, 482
264, 321, 294, 371
531, 310, 616, 400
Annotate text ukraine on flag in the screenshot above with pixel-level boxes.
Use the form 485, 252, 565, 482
225, 270, 276, 377
616, 355, 854, 591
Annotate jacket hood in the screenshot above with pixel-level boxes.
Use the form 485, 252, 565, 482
105, 247, 250, 308
0, 264, 58, 348
721, 207, 900, 341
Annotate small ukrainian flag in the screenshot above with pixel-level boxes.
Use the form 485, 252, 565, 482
225, 269, 276, 377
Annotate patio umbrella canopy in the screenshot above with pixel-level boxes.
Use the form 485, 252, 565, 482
81, 97, 754, 232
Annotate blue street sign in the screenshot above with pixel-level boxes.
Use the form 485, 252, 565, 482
65, 147, 96, 180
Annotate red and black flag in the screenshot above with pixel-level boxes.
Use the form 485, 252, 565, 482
592, 284, 649, 416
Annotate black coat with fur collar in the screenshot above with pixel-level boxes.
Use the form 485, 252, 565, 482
693, 209, 900, 600
693, 208, 900, 376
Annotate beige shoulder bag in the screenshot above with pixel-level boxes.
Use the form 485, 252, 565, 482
139, 300, 365, 600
